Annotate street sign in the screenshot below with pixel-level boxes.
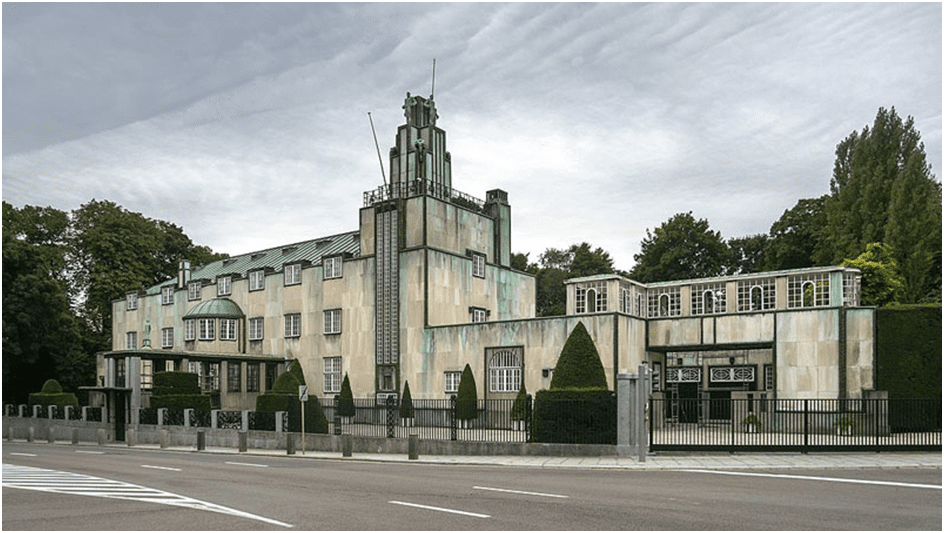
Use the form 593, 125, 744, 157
299, 385, 309, 402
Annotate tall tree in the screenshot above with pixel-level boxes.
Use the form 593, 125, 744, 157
630, 212, 727, 283
529, 243, 615, 316
726, 234, 769, 275
841, 243, 904, 307
765, 196, 828, 271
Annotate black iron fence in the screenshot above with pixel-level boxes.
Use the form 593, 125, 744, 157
650, 397, 941, 452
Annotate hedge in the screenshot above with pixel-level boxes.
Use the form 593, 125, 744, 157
456, 364, 478, 420
150, 394, 211, 411
400, 381, 414, 419
28, 379, 79, 409
150, 371, 209, 411
875, 304, 941, 399
338, 374, 355, 417
550, 322, 607, 390
531, 389, 616, 445
256, 367, 327, 433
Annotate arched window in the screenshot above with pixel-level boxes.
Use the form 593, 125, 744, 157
488, 348, 521, 393
587, 289, 598, 313
659, 294, 670, 317
750, 286, 764, 311
637, 294, 645, 317
802, 281, 816, 307
703, 290, 715, 314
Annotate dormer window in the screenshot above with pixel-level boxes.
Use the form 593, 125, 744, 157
249, 270, 266, 291
161, 286, 174, 306
323, 256, 343, 280
188, 281, 202, 301
217, 276, 231, 296
284, 263, 302, 286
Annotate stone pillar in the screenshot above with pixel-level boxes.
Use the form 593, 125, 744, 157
241, 411, 250, 431
211, 410, 219, 430
275, 411, 286, 433
617, 373, 633, 456
97, 428, 107, 445
184, 409, 193, 428
616, 366, 651, 462
238, 431, 248, 453
160, 429, 169, 449
158, 408, 167, 427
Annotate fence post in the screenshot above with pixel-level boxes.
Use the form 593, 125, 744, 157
184, 409, 192, 428
211, 410, 219, 430
275, 412, 285, 433
386, 395, 396, 439
33, 405, 41, 418
64, 405, 73, 421
20, 405, 27, 417
334, 395, 342, 436
82, 406, 89, 422
242, 411, 250, 431
802, 399, 809, 454
157, 408, 166, 427
450, 395, 458, 441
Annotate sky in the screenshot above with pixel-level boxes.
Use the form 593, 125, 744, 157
3, 2, 941, 272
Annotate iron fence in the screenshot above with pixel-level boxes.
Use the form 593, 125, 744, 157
249, 410, 276, 431
85, 407, 102, 422
216, 410, 242, 430
191, 409, 212, 428
650, 397, 941, 452
139, 407, 159, 425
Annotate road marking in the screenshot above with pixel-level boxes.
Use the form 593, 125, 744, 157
75, 451, 105, 454
2, 464, 293, 528
141, 464, 181, 472
684, 469, 943, 490
473, 486, 569, 498
225, 461, 269, 468
9, 453, 37, 457
389, 500, 490, 518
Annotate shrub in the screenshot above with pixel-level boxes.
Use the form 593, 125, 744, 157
400, 381, 414, 419
288, 359, 306, 386
511, 382, 528, 421
338, 374, 355, 417
456, 364, 478, 420
149, 372, 209, 411
549, 322, 607, 390
256, 368, 326, 434
531, 389, 616, 444
41, 379, 63, 394
150, 394, 211, 411
28, 379, 78, 409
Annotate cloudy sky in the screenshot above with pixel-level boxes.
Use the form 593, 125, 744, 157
3, 2, 941, 271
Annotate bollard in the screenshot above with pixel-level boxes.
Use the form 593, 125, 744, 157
126, 428, 135, 446
286, 434, 295, 455
7, 426, 14, 442
238, 431, 248, 453
196, 430, 206, 451
97, 428, 106, 445
341, 434, 352, 457
408, 434, 419, 460
28, 426, 34, 443
72, 428, 79, 445
48, 427, 56, 444
160, 429, 169, 449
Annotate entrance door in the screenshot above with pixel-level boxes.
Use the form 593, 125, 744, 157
676, 382, 699, 423
708, 390, 732, 421
114, 392, 126, 442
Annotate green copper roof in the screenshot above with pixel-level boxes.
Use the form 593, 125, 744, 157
183, 298, 245, 318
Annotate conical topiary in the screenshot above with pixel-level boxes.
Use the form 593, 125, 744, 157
456, 364, 478, 420
511, 381, 528, 421
338, 374, 355, 418
549, 322, 607, 390
288, 359, 306, 386
399, 381, 414, 419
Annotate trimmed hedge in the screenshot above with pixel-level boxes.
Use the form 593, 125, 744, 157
400, 381, 414, 419
150, 394, 211, 411
338, 374, 355, 417
456, 364, 478, 420
550, 322, 607, 390
28, 379, 78, 409
256, 367, 327, 433
531, 389, 616, 444
511, 382, 528, 421
876, 304, 942, 399
150, 371, 210, 411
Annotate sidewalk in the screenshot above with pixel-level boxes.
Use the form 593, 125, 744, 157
90, 442, 942, 471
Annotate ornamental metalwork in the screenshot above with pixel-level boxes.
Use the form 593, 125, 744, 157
666, 366, 701, 383
709, 366, 756, 383
375, 208, 399, 366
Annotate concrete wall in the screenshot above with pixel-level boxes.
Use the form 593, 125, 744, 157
776, 309, 840, 399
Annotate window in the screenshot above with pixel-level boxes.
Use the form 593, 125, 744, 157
161, 327, 174, 349
188, 281, 202, 301
161, 286, 174, 305
126, 293, 138, 311
189, 361, 220, 392
445, 371, 461, 393
116, 359, 126, 387
737, 278, 775, 312
788, 273, 830, 308
621, 288, 632, 314
324, 357, 342, 394
247, 363, 260, 392
637, 293, 646, 318
764, 364, 775, 391
248, 317, 264, 341
184, 320, 196, 341
323, 256, 343, 280
126, 331, 137, 350
380, 366, 396, 392
285, 314, 301, 338
140, 360, 153, 390
576, 282, 608, 313
220, 319, 238, 341
842, 271, 860, 306
227, 362, 242, 392
198, 318, 215, 341
470, 307, 488, 323
324, 309, 342, 335
471, 253, 486, 278
648, 287, 681, 317
488, 347, 522, 393
691, 282, 727, 315
284, 263, 301, 286
265, 363, 278, 391
217, 276, 231, 296
249, 270, 266, 291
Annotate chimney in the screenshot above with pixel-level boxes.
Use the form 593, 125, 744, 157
178, 260, 191, 289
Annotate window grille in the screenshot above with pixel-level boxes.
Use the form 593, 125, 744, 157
284, 314, 301, 338
691, 282, 727, 315
665, 366, 701, 383
217, 276, 232, 296
161, 286, 174, 305
126, 293, 138, 310
842, 272, 860, 306
188, 281, 202, 301
649, 287, 681, 317
737, 278, 775, 312
249, 270, 265, 291
488, 347, 522, 393
323, 357, 342, 394
621, 288, 632, 314
575, 282, 608, 313
284, 263, 301, 286
324, 309, 342, 334
324, 256, 343, 280
788, 273, 830, 308
709, 366, 755, 383
220, 319, 238, 341
248, 317, 264, 341
161, 327, 174, 348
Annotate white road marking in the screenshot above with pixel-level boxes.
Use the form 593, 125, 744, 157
2, 463, 293, 527
141, 464, 181, 472
75, 450, 105, 454
684, 469, 943, 490
473, 486, 569, 498
225, 461, 269, 468
389, 500, 490, 518
9, 453, 36, 457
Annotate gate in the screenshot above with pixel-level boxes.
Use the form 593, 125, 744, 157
649, 397, 940, 452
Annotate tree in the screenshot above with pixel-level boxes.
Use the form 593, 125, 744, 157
842, 243, 904, 307
530, 243, 615, 317
765, 196, 828, 271
456, 363, 478, 421
726, 234, 769, 275
338, 374, 355, 418
549, 322, 607, 390
399, 381, 414, 420
630, 212, 727, 283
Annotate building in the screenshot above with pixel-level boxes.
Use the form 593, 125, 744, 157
97, 91, 874, 427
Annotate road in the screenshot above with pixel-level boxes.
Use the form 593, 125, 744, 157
3, 442, 940, 530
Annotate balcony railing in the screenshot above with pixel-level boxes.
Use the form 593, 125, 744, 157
363, 179, 485, 212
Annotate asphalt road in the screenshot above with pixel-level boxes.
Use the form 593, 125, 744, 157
3, 442, 940, 530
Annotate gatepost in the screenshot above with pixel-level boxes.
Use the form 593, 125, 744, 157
616, 364, 652, 462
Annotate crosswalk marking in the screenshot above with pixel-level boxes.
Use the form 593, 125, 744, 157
2, 464, 293, 527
